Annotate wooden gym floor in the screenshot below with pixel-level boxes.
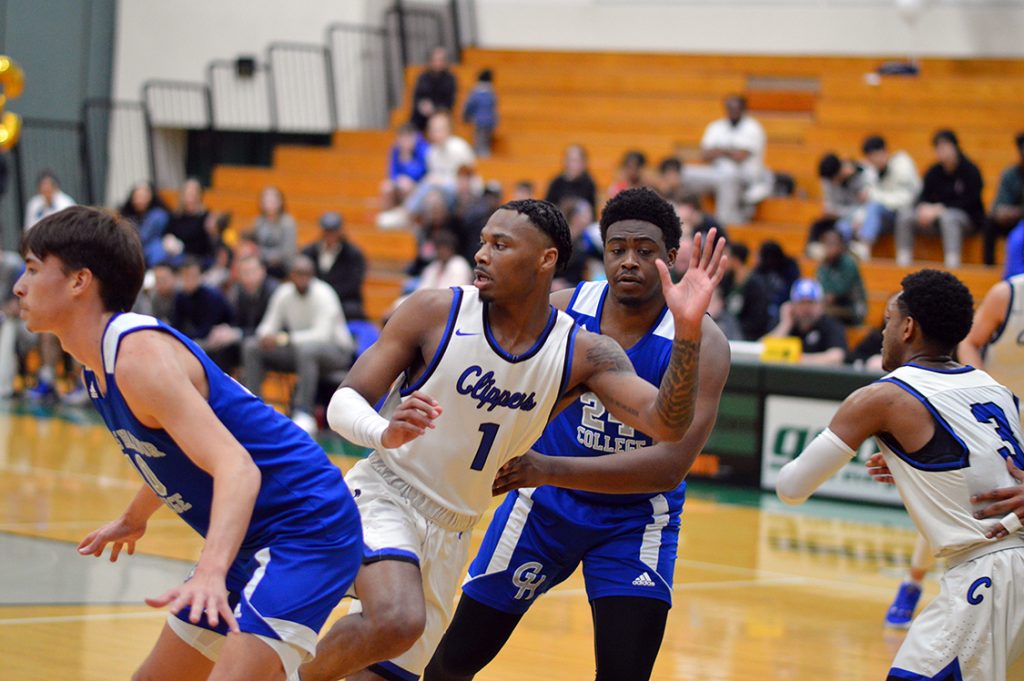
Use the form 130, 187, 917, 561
2, 404, 1023, 680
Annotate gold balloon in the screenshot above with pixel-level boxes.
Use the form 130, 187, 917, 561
0, 110, 21, 152
0, 56, 24, 100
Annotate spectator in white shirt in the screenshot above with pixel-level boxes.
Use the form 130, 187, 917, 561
24, 170, 75, 231
683, 95, 773, 224
241, 255, 354, 434
858, 135, 921, 256
405, 111, 476, 213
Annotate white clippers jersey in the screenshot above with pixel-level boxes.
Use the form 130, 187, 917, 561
876, 364, 1024, 560
378, 286, 579, 518
985, 274, 1024, 398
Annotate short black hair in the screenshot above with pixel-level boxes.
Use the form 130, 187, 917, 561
36, 169, 59, 188
818, 153, 842, 180
477, 68, 493, 83
599, 187, 682, 251
933, 129, 960, 149
897, 269, 974, 351
658, 157, 682, 174
498, 199, 572, 272
622, 150, 647, 168
1015, 131, 1024, 150
22, 206, 145, 313
730, 242, 750, 265
862, 135, 887, 155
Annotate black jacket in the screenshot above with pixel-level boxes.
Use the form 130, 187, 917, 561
302, 240, 367, 321
918, 156, 985, 227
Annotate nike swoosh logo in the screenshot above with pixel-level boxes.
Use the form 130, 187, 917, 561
455, 329, 480, 337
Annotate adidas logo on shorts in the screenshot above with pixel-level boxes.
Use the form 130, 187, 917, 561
632, 571, 656, 587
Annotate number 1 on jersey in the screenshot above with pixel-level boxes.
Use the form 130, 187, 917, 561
471, 422, 499, 471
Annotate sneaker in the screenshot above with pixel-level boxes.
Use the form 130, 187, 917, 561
291, 411, 319, 436
884, 581, 922, 629
61, 385, 90, 407
26, 380, 56, 401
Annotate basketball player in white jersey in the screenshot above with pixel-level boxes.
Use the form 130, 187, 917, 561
878, 273, 1024, 628
777, 269, 1024, 680
297, 199, 726, 681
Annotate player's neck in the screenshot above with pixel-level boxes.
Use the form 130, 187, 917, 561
55, 308, 115, 375
603, 292, 665, 333
486, 294, 553, 354
905, 349, 958, 369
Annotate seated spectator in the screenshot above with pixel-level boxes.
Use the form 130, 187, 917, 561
381, 123, 429, 209
672, 191, 728, 244
985, 131, 1024, 265
816, 228, 866, 325
657, 157, 684, 198
709, 285, 743, 340
554, 197, 602, 290
395, 111, 476, 221
148, 261, 178, 323
846, 324, 884, 372
895, 129, 984, 267
459, 181, 503, 263
410, 189, 464, 277
453, 164, 485, 223
860, 135, 920, 259
242, 255, 354, 434
120, 181, 170, 267
414, 230, 473, 291
171, 257, 234, 342
462, 68, 498, 158
204, 254, 278, 373
756, 240, 801, 326
683, 95, 773, 224
723, 242, 772, 341
607, 150, 647, 198
165, 177, 215, 266
410, 46, 456, 132
816, 152, 871, 260
301, 211, 367, 321
766, 278, 847, 366
247, 186, 296, 279
545, 144, 597, 211
512, 180, 535, 201
203, 212, 236, 292
24, 170, 75, 232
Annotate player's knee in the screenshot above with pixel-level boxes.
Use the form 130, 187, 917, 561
370, 607, 425, 657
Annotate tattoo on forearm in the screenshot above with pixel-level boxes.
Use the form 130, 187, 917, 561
587, 337, 633, 374
655, 339, 700, 433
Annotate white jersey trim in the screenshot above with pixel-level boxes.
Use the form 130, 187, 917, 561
102, 313, 159, 374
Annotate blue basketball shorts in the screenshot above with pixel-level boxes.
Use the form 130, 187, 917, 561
462, 484, 685, 615
168, 524, 363, 678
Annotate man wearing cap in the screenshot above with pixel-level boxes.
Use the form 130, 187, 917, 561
302, 211, 367, 321
765, 278, 848, 366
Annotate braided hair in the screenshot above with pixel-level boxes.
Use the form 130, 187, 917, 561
498, 199, 573, 272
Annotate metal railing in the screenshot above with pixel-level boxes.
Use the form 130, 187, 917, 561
207, 59, 275, 132
268, 42, 336, 134
327, 23, 398, 130
143, 80, 211, 129
83, 99, 154, 207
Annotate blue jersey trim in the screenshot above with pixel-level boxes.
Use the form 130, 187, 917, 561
877, 377, 969, 470
593, 285, 672, 352
362, 546, 420, 567
549, 324, 581, 422
887, 657, 963, 680
905, 363, 976, 374
483, 303, 558, 363
401, 287, 463, 396
368, 660, 421, 681
990, 281, 1014, 345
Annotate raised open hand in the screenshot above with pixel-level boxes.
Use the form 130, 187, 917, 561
656, 228, 728, 333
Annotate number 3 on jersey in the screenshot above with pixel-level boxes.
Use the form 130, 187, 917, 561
971, 401, 1024, 468
471, 422, 500, 471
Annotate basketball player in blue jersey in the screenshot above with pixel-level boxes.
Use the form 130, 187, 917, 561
297, 198, 726, 681
12, 206, 363, 681
777, 270, 1024, 680
422, 187, 731, 681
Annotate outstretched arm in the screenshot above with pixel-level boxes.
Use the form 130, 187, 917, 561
494, 318, 730, 495
776, 383, 889, 504
115, 331, 264, 633
576, 230, 727, 443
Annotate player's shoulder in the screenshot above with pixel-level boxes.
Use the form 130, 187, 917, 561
392, 287, 461, 323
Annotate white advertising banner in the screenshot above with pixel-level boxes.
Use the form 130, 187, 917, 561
760, 395, 904, 506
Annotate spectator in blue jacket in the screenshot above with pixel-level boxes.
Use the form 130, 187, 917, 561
462, 69, 498, 158
120, 181, 170, 268
381, 123, 430, 209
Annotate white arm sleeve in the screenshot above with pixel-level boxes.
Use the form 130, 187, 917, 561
776, 428, 857, 505
327, 387, 388, 451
